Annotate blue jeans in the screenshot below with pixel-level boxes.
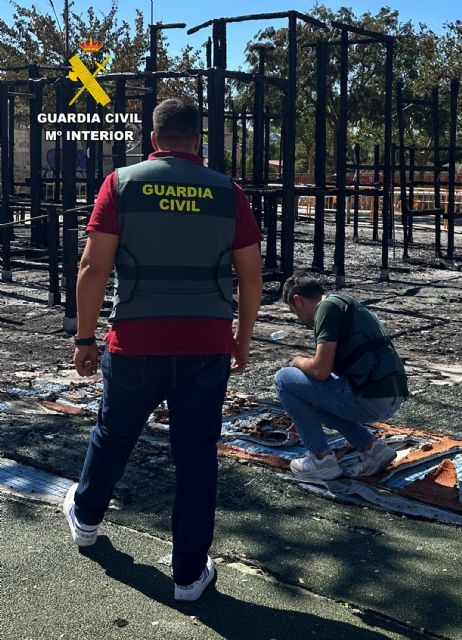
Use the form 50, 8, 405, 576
74, 348, 231, 585
274, 367, 403, 455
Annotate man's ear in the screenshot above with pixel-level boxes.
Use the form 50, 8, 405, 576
194, 132, 201, 154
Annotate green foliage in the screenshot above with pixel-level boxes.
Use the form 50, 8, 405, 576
237, 4, 462, 172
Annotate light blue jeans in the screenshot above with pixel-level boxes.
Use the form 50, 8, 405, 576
274, 367, 403, 454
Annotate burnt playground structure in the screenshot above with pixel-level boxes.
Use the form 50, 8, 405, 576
0, 10, 461, 332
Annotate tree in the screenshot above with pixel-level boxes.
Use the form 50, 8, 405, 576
0, 1, 202, 115
237, 4, 461, 175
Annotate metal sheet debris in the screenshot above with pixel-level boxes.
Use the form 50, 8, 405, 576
0, 458, 73, 499
1, 379, 461, 524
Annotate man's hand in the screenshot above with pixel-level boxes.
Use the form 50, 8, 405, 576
290, 342, 337, 381
231, 339, 250, 374
74, 344, 99, 377
291, 355, 310, 372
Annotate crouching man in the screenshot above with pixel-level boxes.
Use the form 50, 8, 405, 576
274, 275, 408, 481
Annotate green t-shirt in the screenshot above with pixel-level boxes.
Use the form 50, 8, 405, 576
314, 295, 409, 398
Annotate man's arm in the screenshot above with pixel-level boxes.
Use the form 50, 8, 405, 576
231, 243, 263, 373
73, 231, 118, 377
291, 342, 337, 381
76, 231, 119, 338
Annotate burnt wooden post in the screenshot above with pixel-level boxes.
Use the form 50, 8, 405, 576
54, 83, 62, 203
142, 23, 186, 159
396, 81, 409, 259
61, 78, 77, 287
64, 226, 78, 333
280, 11, 297, 282
353, 142, 360, 241
96, 104, 104, 190
29, 64, 45, 247
264, 108, 271, 184
142, 52, 155, 159
447, 78, 459, 260
334, 28, 348, 287
241, 106, 247, 183
206, 37, 212, 68
86, 91, 97, 205
112, 78, 126, 169
380, 41, 393, 280
372, 144, 380, 241
312, 40, 327, 271
206, 20, 226, 173
432, 87, 441, 257
408, 145, 415, 245
0, 82, 12, 282
265, 192, 278, 269
47, 206, 61, 306
198, 77, 204, 158
252, 45, 268, 186
231, 108, 238, 178
8, 89, 14, 201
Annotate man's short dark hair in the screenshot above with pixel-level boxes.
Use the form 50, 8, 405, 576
282, 275, 325, 305
152, 99, 200, 144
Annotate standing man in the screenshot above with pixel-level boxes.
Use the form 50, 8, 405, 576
275, 275, 408, 481
63, 99, 263, 601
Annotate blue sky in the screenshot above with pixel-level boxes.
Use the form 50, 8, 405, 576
1, 0, 460, 69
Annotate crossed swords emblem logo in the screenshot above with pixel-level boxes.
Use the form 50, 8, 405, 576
68, 38, 111, 106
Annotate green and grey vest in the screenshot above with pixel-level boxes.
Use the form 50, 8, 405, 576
109, 157, 237, 322
320, 294, 409, 397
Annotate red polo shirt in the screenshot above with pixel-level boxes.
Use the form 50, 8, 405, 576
86, 151, 263, 355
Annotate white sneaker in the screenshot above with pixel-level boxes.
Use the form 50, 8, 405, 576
290, 451, 342, 481
174, 556, 216, 602
63, 483, 98, 547
359, 438, 397, 476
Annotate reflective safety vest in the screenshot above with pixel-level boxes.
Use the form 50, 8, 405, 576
109, 157, 237, 322
319, 294, 408, 397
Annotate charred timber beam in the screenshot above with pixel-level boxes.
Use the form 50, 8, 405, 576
187, 12, 327, 35
331, 21, 394, 42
